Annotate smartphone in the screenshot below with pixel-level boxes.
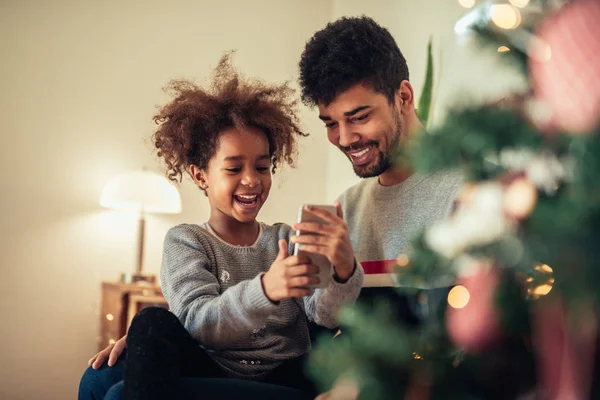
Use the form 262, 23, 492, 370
293, 204, 337, 288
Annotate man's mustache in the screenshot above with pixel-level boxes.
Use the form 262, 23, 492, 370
339, 141, 379, 153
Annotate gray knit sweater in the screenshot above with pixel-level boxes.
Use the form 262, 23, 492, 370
159, 222, 364, 379
338, 170, 463, 288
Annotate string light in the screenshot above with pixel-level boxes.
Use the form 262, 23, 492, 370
490, 4, 522, 30
458, 0, 476, 8
509, 0, 530, 8
396, 254, 410, 267
448, 285, 470, 309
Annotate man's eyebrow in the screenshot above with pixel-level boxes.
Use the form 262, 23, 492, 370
343, 105, 371, 117
319, 105, 371, 121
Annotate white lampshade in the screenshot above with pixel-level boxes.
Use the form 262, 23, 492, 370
100, 170, 182, 214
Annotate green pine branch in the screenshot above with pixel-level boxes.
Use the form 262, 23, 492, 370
401, 105, 549, 181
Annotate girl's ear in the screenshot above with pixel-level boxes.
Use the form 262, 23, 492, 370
189, 165, 209, 190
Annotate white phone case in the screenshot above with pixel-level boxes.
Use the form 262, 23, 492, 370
293, 204, 336, 289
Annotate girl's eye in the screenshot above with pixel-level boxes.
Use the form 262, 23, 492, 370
257, 166, 270, 173
226, 168, 241, 173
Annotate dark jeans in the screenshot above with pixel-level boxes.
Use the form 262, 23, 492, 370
104, 377, 311, 400
78, 288, 444, 400
79, 352, 126, 400
79, 353, 311, 400
123, 307, 317, 400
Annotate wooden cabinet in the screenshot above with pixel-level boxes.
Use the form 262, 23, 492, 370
99, 282, 168, 351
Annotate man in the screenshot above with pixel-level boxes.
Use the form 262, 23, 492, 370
79, 16, 462, 400
299, 16, 462, 320
301, 18, 538, 400
296, 16, 463, 400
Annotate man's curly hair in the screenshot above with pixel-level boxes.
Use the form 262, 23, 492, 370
153, 53, 308, 182
299, 16, 409, 107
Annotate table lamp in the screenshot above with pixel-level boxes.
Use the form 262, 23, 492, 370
100, 169, 182, 283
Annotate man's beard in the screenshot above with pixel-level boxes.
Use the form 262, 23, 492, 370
350, 115, 403, 179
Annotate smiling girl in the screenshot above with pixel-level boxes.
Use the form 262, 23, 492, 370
92, 54, 364, 400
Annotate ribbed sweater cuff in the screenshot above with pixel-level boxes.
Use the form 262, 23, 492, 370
245, 273, 280, 312
328, 260, 364, 295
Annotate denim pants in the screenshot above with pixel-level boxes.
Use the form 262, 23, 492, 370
78, 351, 126, 400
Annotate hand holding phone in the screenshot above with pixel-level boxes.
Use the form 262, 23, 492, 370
292, 202, 355, 287
293, 204, 336, 288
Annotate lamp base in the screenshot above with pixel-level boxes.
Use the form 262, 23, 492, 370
120, 272, 157, 285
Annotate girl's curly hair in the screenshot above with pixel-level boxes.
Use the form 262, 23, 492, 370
153, 53, 308, 182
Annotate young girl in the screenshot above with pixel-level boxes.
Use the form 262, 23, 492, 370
87, 54, 363, 400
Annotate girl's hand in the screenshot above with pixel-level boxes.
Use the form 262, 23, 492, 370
262, 240, 320, 302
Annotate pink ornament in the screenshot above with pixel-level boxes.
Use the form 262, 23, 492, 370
533, 297, 597, 399
446, 267, 502, 352
529, 0, 600, 134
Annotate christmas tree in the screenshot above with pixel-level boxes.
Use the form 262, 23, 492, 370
309, 0, 600, 398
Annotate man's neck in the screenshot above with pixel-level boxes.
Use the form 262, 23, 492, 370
378, 166, 413, 186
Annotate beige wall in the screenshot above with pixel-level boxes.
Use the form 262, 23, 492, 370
0, 1, 330, 398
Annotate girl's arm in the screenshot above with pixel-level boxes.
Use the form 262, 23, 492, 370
160, 225, 278, 349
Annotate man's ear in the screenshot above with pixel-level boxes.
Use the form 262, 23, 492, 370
395, 80, 415, 114
189, 164, 208, 190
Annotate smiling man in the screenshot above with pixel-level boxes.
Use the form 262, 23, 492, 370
299, 16, 463, 318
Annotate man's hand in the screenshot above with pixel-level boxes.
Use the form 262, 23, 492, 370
292, 200, 355, 281
88, 335, 127, 369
